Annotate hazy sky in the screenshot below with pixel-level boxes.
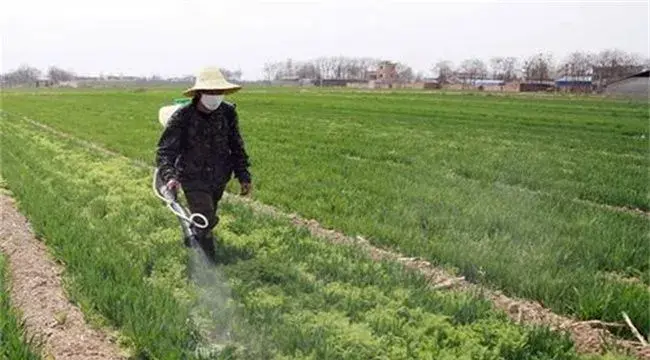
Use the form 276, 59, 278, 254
2, 0, 648, 80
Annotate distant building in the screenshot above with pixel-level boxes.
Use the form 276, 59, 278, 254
422, 80, 441, 89
299, 78, 315, 87
471, 79, 505, 91
502, 81, 521, 92
472, 79, 505, 86
56, 81, 79, 88
519, 81, 555, 92
403, 81, 441, 90
603, 70, 649, 99
272, 76, 301, 86
35, 75, 53, 88
319, 79, 349, 87
365, 61, 398, 88
555, 76, 592, 93
593, 65, 645, 90
377, 61, 397, 82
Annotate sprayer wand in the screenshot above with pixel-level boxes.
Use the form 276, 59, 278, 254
152, 167, 209, 229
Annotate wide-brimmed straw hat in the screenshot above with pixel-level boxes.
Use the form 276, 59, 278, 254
183, 67, 242, 97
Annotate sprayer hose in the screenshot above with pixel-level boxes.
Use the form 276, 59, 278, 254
152, 168, 209, 229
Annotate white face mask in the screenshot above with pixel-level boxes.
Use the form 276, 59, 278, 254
199, 94, 224, 111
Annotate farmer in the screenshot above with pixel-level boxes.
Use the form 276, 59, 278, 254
155, 67, 252, 263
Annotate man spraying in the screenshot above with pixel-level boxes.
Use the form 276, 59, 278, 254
155, 67, 252, 263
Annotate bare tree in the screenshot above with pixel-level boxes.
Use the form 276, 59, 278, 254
1, 64, 42, 86
488, 56, 519, 81
219, 68, 243, 82
396, 63, 414, 83
343, 57, 368, 80
595, 49, 642, 68
560, 51, 594, 77
262, 61, 283, 81
290, 56, 383, 82
296, 61, 318, 79
47, 66, 75, 83
360, 57, 380, 80
333, 56, 346, 79
313, 57, 327, 82
345, 58, 361, 80
490, 57, 504, 79
262, 62, 274, 82
502, 57, 519, 81
460, 58, 487, 83
523, 53, 555, 81
284, 58, 295, 78
432, 61, 454, 83
324, 57, 338, 79
592, 49, 645, 88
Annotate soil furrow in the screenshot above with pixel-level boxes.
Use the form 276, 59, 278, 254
0, 194, 128, 360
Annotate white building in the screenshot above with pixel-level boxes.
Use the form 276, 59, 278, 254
604, 70, 649, 99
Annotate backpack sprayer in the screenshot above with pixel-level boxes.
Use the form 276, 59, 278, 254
153, 98, 208, 247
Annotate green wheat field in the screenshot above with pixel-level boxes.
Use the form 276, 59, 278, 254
0, 87, 647, 359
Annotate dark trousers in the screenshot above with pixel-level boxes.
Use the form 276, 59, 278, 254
183, 184, 227, 240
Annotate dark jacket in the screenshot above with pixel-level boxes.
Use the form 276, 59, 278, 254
155, 99, 251, 191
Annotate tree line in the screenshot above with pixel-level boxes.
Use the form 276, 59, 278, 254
0, 66, 244, 86
265, 49, 647, 85
448, 49, 647, 84
263, 57, 416, 82
0, 65, 76, 86
2, 48, 647, 86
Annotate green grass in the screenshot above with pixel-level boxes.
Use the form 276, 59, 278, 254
0, 104, 635, 359
0, 253, 42, 359
1, 88, 648, 336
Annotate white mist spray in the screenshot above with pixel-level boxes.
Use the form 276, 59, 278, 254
187, 246, 239, 358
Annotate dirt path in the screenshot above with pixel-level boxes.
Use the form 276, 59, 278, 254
6, 112, 649, 359
0, 194, 128, 360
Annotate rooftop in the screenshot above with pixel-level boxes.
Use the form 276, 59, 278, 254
555, 76, 592, 83
607, 69, 649, 85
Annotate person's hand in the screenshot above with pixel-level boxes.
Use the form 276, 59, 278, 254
240, 181, 252, 196
166, 179, 181, 191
